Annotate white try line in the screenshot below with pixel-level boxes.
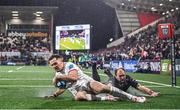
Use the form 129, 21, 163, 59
7, 66, 25, 73
7, 70, 13, 73
0, 85, 166, 88
84, 71, 180, 89
0, 78, 51, 80
0, 85, 53, 88
145, 85, 171, 88
16, 66, 25, 70
1, 71, 51, 73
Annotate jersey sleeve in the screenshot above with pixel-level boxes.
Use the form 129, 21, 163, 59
127, 75, 139, 88
64, 62, 79, 75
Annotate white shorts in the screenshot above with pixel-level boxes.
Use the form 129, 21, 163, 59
67, 79, 93, 96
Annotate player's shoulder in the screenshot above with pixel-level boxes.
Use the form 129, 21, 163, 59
65, 62, 78, 70
126, 75, 133, 80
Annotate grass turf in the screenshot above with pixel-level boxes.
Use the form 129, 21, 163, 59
0, 66, 180, 109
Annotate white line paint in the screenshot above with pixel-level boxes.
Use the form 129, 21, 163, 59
137, 80, 180, 89
0, 85, 53, 88
84, 71, 180, 89
1, 70, 180, 89
7, 70, 13, 73
6, 66, 25, 73
1, 71, 50, 73
0, 78, 51, 80
0, 85, 171, 88
16, 66, 25, 70
145, 85, 171, 88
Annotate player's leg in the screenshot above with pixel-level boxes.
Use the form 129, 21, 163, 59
92, 62, 101, 82
89, 80, 146, 103
74, 91, 117, 101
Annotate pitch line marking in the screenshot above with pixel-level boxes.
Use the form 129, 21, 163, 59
7, 66, 25, 73
0, 85, 167, 88
0, 78, 51, 80
0, 85, 53, 88
16, 66, 25, 70
1, 71, 50, 73
84, 71, 180, 89
7, 70, 13, 73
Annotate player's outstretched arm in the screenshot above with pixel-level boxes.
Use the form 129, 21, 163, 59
137, 84, 159, 97
44, 88, 66, 99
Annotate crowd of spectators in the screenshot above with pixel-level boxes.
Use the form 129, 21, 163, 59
92, 12, 180, 62
0, 35, 50, 65
0, 35, 50, 52
0, 12, 180, 66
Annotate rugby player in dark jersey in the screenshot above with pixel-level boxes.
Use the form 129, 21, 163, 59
104, 68, 159, 97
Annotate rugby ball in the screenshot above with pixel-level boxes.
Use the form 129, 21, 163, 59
56, 80, 66, 89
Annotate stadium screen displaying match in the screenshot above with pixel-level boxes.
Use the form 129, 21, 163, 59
55, 24, 90, 50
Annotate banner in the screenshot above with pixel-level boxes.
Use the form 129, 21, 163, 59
110, 60, 160, 73
137, 61, 160, 74
110, 60, 137, 72
7, 31, 48, 37
176, 59, 180, 76
122, 60, 138, 72
110, 60, 123, 71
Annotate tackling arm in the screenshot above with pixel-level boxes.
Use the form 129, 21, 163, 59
137, 84, 159, 97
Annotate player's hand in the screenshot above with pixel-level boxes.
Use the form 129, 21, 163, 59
44, 95, 56, 99
150, 92, 159, 97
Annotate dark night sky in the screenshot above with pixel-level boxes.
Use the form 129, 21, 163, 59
0, 0, 122, 51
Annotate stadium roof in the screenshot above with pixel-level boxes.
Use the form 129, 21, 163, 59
104, 0, 180, 15
0, 6, 58, 21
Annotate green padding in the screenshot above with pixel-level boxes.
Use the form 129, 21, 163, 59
161, 59, 171, 75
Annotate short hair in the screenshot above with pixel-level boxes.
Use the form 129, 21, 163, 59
115, 68, 125, 76
48, 54, 64, 63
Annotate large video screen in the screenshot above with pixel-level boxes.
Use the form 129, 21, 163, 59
55, 24, 90, 50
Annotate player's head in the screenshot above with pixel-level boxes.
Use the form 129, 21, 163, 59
48, 54, 64, 71
115, 68, 126, 81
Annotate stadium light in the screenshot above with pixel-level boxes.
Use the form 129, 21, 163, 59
176, 7, 179, 10
33, 13, 40, 16
151, 7, 157, 11
159, 3, 163, 6
36, 11, 43, 14
12, 14, 19, 16
12, 11, 18, 13
162, 12, 165, 15
109, 38, 113, 42
36, 17, 44, 21
169, 0, 172, 1
121, 3, 124, 6
171, 9, 174, 12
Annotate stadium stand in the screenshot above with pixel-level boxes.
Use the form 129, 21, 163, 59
92, 12, 180, 62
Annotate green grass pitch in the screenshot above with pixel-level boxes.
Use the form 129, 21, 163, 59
0, 66, 180, 109
60, 37, 85, 50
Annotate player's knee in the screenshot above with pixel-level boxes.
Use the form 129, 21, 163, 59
74, 91, 87, 101
90, 81, 109, 93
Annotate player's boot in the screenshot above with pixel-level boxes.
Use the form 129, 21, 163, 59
131, 96, 146, 103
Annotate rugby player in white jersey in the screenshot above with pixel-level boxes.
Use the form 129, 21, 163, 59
45, 54, 146, 102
